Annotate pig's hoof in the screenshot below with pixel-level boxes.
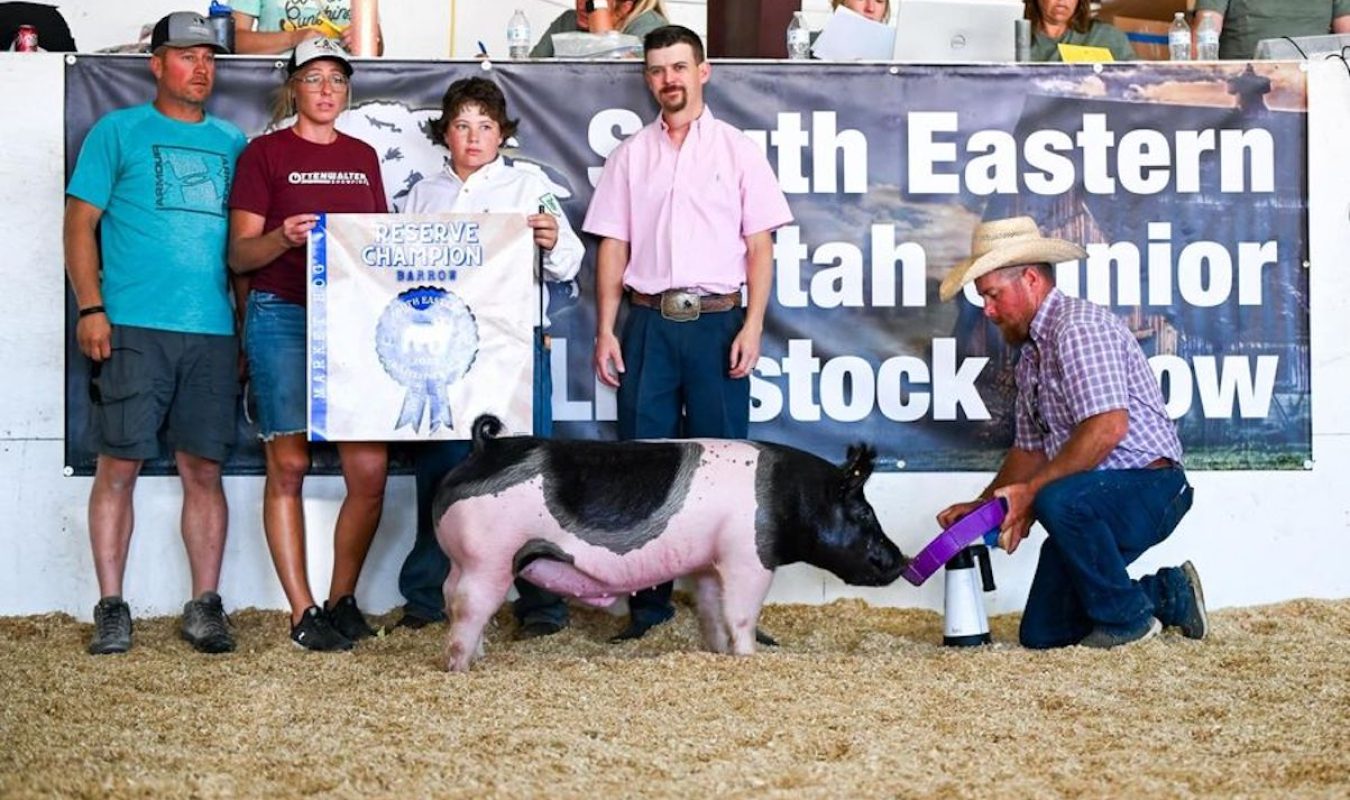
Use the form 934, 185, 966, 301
445, 641, 477, 672
444, 651, 474, 672
755, 627, 779, 647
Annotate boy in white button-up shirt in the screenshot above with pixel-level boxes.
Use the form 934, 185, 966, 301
396, 77, 583, 637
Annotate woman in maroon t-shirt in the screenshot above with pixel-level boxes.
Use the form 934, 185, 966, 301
226, 38, 389, 652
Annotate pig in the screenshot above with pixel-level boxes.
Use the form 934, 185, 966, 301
432, 415, 909, 672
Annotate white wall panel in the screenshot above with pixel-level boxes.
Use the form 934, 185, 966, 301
3, 51, 1347, 623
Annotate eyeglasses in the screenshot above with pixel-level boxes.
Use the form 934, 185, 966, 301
295, 73, 349, 90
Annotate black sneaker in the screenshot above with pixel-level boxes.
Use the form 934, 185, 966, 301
325, 595, 376, 641
181, 591, 236, 654
515, 619, 565, 640
395, 611, 437, 630
290, 606, 354, 652
609, 607, 675, 643
88, 596, 132, 655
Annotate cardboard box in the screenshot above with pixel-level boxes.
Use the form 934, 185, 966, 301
1098, 1, 1198, 61
1097, 0, 1196, 23
1108, 15, 1177, 60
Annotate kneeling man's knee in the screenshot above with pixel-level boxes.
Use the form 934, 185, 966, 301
1032, 479, 1076, 531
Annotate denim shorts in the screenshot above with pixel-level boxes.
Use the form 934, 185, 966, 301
244, 291, 307, 439
89, 325, 238, 462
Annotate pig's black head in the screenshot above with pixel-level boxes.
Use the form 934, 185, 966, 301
763, 443, 908, 586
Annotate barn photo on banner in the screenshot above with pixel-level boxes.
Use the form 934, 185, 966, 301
63, 57, 1310, 474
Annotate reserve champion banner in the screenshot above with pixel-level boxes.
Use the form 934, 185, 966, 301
63, 57, 1311, 474
308, 213, 535, 442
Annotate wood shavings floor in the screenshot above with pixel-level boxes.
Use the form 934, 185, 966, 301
2, 597, 1346, 798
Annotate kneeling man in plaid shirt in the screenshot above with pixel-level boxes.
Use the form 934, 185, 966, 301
936, 216, 1208, 649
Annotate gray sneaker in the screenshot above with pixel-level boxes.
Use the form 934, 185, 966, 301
1079, 616, 1162, 649
181, 591, 236, 654
1175, 561, 1209, 640
88, 596, 132, 655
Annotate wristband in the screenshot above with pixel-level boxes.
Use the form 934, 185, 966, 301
78, 305, 106, 318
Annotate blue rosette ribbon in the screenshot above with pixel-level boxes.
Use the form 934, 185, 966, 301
375, 287, 479, 434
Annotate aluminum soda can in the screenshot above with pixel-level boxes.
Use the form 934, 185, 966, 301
13, 24, 39, 52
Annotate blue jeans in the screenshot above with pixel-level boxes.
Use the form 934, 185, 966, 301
397, 332, 567, 625
616, 306, 750, 623
616, 306, 750, 441
243, 291, 307, 439
1020, 465, 1195, 649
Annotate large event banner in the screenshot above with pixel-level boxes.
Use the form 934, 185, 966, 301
307, 213, 534, 442
64, 57, 1310, 474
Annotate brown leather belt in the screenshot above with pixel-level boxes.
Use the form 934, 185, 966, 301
629, 289, 741, 322
1146, 457, 1177, 470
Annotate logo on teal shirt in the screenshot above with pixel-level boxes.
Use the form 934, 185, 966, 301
152, 145, 231, 217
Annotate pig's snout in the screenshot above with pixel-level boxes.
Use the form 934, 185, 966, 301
860, 540, 909, 586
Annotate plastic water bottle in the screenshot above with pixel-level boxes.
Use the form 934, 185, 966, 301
1168, 12, 1191, 61
507, 9, 530, 60
786, 11, 810, 60
1196, 13, 1219, 60
207, 1, 235, 54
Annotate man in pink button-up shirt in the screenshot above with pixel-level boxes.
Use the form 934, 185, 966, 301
582, 25, 793, 641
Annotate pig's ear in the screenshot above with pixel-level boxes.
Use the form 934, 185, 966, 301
842, 443, 876, 493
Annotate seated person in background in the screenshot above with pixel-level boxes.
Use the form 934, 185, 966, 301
833, 0, 890, 24
530, 0, 669, 57
1025, 0, 1135, 61
232, 0, 383, 55
1194, 0, 1350, 60
811, 0, 891, 49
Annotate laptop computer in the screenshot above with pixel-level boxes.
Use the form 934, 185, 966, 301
892, 0, 1024, 62
1254, 32, 1350, 60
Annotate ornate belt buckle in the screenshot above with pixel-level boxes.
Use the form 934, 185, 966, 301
660, 289, 700, 322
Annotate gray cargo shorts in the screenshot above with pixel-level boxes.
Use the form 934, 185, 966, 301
88, 325, 238, 463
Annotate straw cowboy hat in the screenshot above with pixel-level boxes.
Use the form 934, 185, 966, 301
939, 216, 1087, 302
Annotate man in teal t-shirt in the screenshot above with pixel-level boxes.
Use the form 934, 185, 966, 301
67, 107, 242, 333
64, 12, 246, 658
1194, 0, 1350, 59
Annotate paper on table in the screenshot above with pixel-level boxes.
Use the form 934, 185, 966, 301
810, 6, 897, 61
1057, 42, 1115, 62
